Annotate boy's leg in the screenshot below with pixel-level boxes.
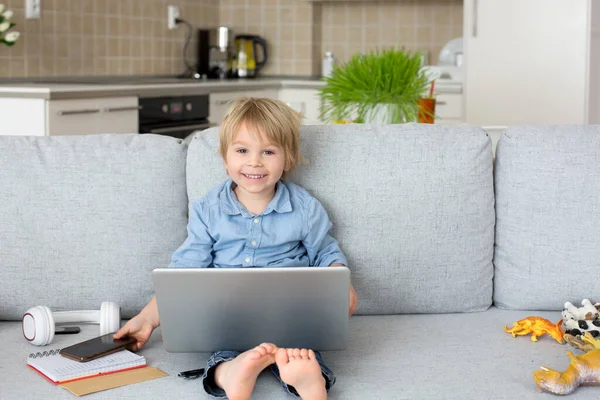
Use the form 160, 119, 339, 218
201, 343, 278, 400
202, 351, 241, 398
270, 350, 335, 397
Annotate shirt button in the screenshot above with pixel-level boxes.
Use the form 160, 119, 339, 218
245, 257, 251, 263
253, 218, 260, 224
251, 240, 257, 247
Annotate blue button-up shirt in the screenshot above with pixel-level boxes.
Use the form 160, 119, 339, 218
169, 179, 347, 268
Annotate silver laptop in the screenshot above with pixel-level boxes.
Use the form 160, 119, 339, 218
152, 267, 350, 352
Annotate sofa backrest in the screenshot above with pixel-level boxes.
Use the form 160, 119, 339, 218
493, 125, 600, 310
187, 124, 495, 315
0, 134, 189, 320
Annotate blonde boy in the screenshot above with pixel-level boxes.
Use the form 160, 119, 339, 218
116, 98, 358, 400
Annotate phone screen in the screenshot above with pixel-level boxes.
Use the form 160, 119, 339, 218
60, 333, 136, 362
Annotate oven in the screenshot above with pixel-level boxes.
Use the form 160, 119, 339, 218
139, 95, 216, 139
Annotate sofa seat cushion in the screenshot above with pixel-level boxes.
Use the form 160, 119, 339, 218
494, 125, 600, 310
2, 308, 596, 399
186, 124, 495, 315
0, 134, 189, 319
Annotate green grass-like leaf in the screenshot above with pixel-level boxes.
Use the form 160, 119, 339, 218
319, 48, 431, 124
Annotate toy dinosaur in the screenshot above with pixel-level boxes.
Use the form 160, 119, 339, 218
504, 317, 565, 344
534, 333, 600, 395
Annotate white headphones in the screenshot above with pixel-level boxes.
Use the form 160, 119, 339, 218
22, 301, 121, 346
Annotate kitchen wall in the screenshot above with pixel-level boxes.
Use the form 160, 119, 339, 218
0, 0, 219, 78
220, 0, 463, 76
0, 0, 462, 79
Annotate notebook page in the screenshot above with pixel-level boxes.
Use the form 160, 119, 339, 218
28, 350, 146, 382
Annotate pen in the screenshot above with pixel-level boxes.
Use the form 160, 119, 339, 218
178, 368, 205, 379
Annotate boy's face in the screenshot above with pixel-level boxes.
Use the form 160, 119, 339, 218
224, 122, 287, 199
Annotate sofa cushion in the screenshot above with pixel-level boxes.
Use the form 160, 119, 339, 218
1, 308, 596, 399
186, 124, 495, 314
0, 134, 188, 320
493, 126, 600, 310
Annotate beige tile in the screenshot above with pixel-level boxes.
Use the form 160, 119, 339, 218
82, 0, 94, 13
57, 37, 69, 58
97, 37, 108, 58
41, 58, 55, 76
365, 26, 380, 45
69, 36, 83, 59
347, 4, 363, 27
331, 8, 347, 27
27, 57, 41, 77
263, 7, 278, 26
9, 59, 26, 77
82, 14, 94, 35
83, 37, 95, 59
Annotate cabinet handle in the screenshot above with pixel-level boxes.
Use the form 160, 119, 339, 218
472, 0, 478, 37
104, 106, 143, 113
436, 101, 447, 106
148, 123, 217, 134
213, 100, 231, 106
56, 109, 101, 116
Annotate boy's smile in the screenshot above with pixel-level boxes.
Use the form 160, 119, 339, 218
224, 122, 287, 213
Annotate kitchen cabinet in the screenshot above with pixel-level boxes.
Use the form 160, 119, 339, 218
47, 97, 139, 135
463, 0, 599, 125
209, 88, 323, 126
0, 96, 139, 136
209, 89, 279, 125
278, 88, 323, 125
434, 93, 463, 125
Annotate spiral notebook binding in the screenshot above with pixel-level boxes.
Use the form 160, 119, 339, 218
28, 349, 61, 359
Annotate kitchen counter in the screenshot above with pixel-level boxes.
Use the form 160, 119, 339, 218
0, 75, 462, 100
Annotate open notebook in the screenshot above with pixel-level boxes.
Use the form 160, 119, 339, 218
27, 349, 146, 384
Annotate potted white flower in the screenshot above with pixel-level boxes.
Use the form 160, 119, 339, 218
0, 4, 20, 47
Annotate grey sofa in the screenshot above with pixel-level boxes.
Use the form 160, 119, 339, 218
1, 124, 599, 399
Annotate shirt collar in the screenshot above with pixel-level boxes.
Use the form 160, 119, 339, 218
220, 179, 292, 217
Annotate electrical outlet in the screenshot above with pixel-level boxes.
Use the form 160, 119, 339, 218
25, 0, 41, 19
167, 5, 179, 30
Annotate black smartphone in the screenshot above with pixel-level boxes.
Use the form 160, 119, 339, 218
59, 333, 136, 362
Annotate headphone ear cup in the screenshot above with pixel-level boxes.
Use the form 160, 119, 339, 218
100, 301, 121, 335
22, 306, 55, 346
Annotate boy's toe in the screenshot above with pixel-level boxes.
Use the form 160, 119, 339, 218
275, 348, 288, 365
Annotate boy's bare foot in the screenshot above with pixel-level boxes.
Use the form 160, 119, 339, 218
275, 348, 327, 400
214, 343, 278, 400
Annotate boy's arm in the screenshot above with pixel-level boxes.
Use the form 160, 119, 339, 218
302, 197, 347, 267
303, 198, 357, 315
331, 263, 358, 316
170, 199, 215, 268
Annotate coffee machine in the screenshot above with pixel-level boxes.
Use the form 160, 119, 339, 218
197, 27, 234, 80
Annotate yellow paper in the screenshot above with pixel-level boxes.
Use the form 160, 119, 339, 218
59, 366, 167, 397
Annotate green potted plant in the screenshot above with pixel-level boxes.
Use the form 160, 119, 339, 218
318, 48, 432, 124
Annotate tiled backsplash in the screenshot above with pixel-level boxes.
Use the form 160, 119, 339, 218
0, 0, 462, 78
0, 0, 219, 78
221, 0, 463, 76
321, 1, 463, 67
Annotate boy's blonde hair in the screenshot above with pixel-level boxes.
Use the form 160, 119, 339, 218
219, 97, 302, 174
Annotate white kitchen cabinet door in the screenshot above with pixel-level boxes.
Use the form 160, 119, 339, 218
278, 88, 323, 125
434, 93, 462, 124
463, 0, 590, 125
97, 97, 140, 134
47, 97, 139, 135
0, 98, 46, 136
209, 90, 279, 125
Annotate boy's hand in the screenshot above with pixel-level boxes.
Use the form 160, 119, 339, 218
113, 313, 156, 352
330, 263, 358, 316
348, 284, 358, 316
